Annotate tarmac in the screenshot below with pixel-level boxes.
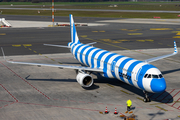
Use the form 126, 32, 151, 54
6, 20, 107, 28
0, 48, 180, 120
3, 18, 180, 28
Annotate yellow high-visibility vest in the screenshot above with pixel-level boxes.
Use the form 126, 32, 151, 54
126, 100, 132, 107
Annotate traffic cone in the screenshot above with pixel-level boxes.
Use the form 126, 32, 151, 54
114, 108, 118, 114
104, 107, 108, 114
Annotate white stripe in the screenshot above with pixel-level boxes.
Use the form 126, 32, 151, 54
71, 43, 75, 55
143, 78, 153, 92
100, 52, 112, 69
77, 45, 86, 63
88, 48, 99, 68
114, 57, 128, 80
107, 54, 119, 78
94, 50, 106, 68
123, 59, 137, 84
131, 62, 147, 89
70, 15, 73, 42
82, 46, 92, 66
72, 44, 81, 55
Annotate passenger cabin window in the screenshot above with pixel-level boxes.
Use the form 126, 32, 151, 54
152, 74, 158, 78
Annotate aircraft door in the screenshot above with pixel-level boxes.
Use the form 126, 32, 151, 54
111, 61, 116, 72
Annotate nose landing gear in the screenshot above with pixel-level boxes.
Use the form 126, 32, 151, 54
143, 91, 151, 102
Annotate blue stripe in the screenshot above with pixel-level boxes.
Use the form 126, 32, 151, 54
91, 49, 102, 68
103, 53, 117, 78
119, 58, 133, 82
97, 51, 109, 68
73, 23, 76, 43
111, 55, 124, 78
74, 44, 83, 60
79, 45, 90, 65
85, 47, 95, 66
68, 42, 73, 47
69, 14, 72, 43
71, 43, 76, 53
127, 61, 142, 85
137, 64, 156, 90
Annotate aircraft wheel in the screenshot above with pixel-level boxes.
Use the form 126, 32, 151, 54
143, 98, 151, 102
143, 98, 147, 102
147, 98, 151, 102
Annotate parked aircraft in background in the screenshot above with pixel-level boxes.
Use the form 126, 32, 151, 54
2, 14, 178, 102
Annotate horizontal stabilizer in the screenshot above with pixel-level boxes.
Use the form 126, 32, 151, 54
44, 44, 70, 48
86, 42, 97, 46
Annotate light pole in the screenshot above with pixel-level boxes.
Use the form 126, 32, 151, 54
52, 0, 54, 27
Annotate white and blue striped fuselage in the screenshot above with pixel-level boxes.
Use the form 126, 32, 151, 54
68, 42, 166, 93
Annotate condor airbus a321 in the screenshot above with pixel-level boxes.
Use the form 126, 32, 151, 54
2, 14, 178, 102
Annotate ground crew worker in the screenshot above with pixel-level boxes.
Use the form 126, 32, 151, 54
126, 99, 132, 111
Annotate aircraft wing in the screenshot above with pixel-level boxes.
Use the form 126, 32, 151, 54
1, 47, 103, 72
7, 61, 103, 72
143, 41, 178, 63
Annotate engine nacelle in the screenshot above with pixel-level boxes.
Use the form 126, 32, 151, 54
76, 72, 93, 87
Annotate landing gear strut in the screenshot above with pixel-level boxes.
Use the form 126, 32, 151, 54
143, 91, 151, 102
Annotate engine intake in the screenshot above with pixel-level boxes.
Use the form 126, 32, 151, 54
76, 72, 93, 87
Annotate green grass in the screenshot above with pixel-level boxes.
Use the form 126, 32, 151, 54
1, 9, 179, 19
1, 2, 180, 18
0, 2, 180, 5
3, 3, 180, 11
21, 4, 180, 11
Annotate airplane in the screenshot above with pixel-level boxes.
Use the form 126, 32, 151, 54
1, 14, 178, 102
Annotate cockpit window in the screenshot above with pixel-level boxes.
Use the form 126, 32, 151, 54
144, 74, 163, 79
159, 74, 163, 78
147, 74, 151, 78
152, 74, 159, 78
144, 74, 148, 78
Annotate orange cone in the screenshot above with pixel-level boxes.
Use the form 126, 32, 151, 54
104, 107, 108, 114
114, 108, 118, 114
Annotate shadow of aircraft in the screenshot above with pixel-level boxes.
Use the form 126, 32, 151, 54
148, 110, 165, 120
162, 68, 180, 75
94, 73, 173, 103
25, 75, 99, 90
25, 67, 176, 103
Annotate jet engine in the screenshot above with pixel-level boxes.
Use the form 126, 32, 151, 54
76, 72, 93, 87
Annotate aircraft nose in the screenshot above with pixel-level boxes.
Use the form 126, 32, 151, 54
151, 78, 166, 93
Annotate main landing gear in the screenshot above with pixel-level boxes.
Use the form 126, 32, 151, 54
143, 91, 151, 102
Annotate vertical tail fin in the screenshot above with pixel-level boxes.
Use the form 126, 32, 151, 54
69, 14, 80, 44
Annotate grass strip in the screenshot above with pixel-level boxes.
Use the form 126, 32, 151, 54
1, 2, 180, 5
0, 9, 179, 19
9, 4, 180, 11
